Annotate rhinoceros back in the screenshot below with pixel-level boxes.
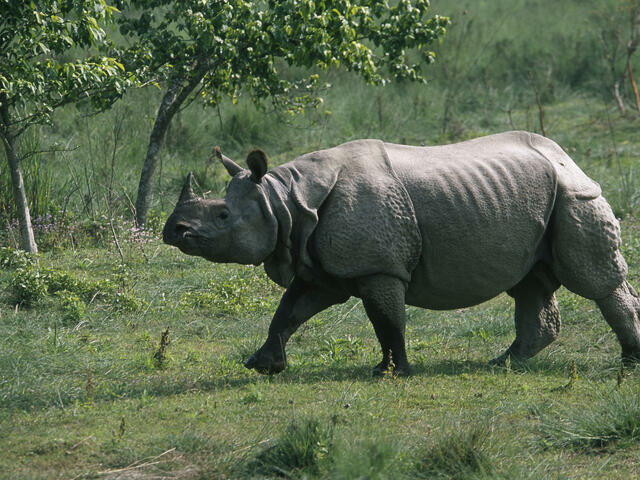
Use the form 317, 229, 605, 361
387, 131, 565, 309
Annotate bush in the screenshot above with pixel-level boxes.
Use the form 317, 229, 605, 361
6, 260, 137, 313
113, 292, 143, 312
42, 267, 116, 302
54, 290, 86, 324
177, 272, 280, 316
9, 266, 48, 307
0, 246, 37, 269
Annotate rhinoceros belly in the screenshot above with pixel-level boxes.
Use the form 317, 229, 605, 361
386, 134, 557, 309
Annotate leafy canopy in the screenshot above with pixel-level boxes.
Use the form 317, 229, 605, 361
119, 0, 449, 113
0, 0, 133, 133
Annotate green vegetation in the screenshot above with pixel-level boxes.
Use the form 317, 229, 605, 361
541, 384, 640, 450
2, 0, 640, 478
0, 0, 133, 253
1, 209, 639, 477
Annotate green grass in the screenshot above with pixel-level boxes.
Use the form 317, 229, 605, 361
2, 89, 640, 480
1, 212, 639, 478
541, 384, 640, 450
248, 417, 332, 477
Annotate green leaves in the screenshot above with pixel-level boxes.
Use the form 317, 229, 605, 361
117, 0, 449, 112
0, 0, 135, 131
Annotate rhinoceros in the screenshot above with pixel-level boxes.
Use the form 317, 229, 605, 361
162, 131, 640, 376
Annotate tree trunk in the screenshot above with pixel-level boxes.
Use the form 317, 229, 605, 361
135, 85, 178, 227
135, 67, 208, 227
1, 134, 38, 253
628, 56, 640, 114
0, 97, 38, 253
614, 80, 626, 113
625, 4, 640, 113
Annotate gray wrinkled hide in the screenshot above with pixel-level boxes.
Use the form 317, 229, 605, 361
261, 132, 624, 302
261, 139, 421, 287
163, 131, 640, 375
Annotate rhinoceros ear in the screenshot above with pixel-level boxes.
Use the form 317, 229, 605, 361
246, 149, 268, 182
214, 146, 244, 177
179, 172, 197, 203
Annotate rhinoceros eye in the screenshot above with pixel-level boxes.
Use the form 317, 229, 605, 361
218, 211, 229, 220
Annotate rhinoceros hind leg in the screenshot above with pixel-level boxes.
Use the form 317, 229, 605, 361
491, 264, 561, 365
356, 274, 411, 376
548, 195, 640, 363
550, 196, 627, 300
596, 280, 640, 364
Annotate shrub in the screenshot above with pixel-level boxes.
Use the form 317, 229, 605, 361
5, 260, 135, 314
42, 268, 116, 302
9, 266, 48, 307
54, 290, 86, 324
113, 292, 143, 312
177, 273, 279, 316
0, 246, 37, 269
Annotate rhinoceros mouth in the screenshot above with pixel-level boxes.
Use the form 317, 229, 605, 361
174, 238, 205, 257
163, 227, 202, 249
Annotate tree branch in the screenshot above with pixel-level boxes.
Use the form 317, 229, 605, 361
20, 144, 80, 161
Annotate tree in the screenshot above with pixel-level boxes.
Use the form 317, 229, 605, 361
0, 0, 133, 252
596, 0, 640, 113
119, 0, 449, 227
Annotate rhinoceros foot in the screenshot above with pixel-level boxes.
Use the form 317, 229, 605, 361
371, 360, 411, 378
488, 353, 509, 366
488, 350, 531, 367
622, 351, 640, 367
244, 346, 286, 375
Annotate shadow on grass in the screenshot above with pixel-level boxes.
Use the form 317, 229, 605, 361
2, 354, 628, 413
283, 354, 624, 382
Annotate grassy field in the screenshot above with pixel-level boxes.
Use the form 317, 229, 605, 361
1, 209, 639, 479
3, 0, 640, 478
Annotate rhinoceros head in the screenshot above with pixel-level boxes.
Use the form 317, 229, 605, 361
162, 148, 277, 265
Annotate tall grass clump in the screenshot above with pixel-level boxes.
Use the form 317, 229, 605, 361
413, 427, 498, 480
328, 435, 406, 480
541, 385, 640, 450
249, 417, 333, 478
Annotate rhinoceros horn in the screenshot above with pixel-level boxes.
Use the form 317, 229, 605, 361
214, 146, 244, 177
179, 172, 197, 203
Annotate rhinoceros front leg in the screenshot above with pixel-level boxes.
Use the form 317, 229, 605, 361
245, 277, 348, 374
356, 274, 411, 376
